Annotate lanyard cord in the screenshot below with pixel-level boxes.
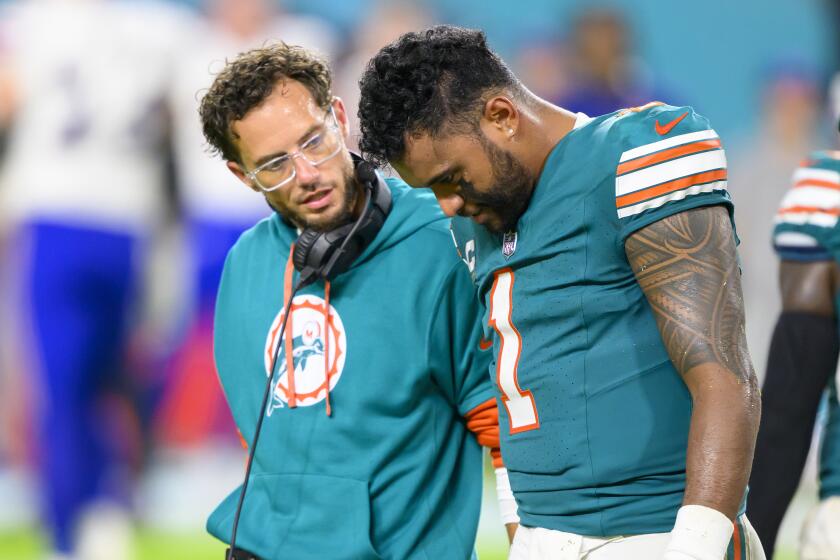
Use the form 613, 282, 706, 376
227, 244, 308, 560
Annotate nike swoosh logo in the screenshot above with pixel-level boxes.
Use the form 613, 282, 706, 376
479, 337, 493, 350
655, 111, 688, 136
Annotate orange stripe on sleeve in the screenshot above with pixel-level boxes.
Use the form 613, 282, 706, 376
794, 179, 840, 190
777, 206, 840, 216
617, 139, 721, 176
616, 168, 727, 209
465, 398, 504, 468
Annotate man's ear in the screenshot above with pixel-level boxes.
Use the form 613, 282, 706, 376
227, 160, 260, 193
331, 96, 351, 140
481, 95, 519, 140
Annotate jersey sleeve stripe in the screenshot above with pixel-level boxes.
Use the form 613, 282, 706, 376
793, 167, 840, 185
777, 186, 840, 211
774, 231, 820, 248
617, 179, 727, 218
618, 129, 719, 162
616, 149, 726, 197
774, 232, 831, 260
774, 206, 840, 228
777, 206, 840, 216
617, 138, 721, 176
795, 178, 840, 190
617, 169, 727, 209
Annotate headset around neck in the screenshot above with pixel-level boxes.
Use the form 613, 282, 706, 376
292, 153, 392, 287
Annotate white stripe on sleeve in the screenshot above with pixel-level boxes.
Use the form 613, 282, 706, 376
619, 129, 719, 162
617, 180, 727, 219
792, 167, 840, 186
616, 149, 726, 197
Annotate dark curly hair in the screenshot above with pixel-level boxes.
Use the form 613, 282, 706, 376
358, 25, 520, 168
199, 43, 333, 163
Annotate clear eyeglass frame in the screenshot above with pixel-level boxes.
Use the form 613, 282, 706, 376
245, 106, 343, 192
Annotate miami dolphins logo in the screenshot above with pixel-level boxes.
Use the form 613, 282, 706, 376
263, 295, 347, 414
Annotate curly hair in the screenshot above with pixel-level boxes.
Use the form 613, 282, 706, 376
199, 43, 332, 163
358, 25, 520, 168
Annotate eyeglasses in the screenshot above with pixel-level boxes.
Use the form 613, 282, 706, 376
245, 107, 343, 192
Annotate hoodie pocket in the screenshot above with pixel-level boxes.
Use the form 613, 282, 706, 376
208, 473, 382, 560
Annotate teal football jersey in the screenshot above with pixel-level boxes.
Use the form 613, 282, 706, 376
451, 103, 735, 536
773, 150, 840, 499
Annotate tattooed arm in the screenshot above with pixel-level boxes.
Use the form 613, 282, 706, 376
625, 205, 761, 519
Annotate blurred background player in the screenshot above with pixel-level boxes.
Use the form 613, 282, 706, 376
554, 7, 663, 116
730, 65, 822, 378
747, 79, 840, 560
0, 0, 183, 558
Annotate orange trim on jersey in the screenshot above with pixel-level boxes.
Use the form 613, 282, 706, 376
794, 178, 840, 190
617, 101, 665, 117
283, 245, 297, 408
616, 169, 727, 209
237, 430, 248, 450
489, 268, 540, 435
732, 519, 742, 560
777, 206, 840, 216
616, 139, 722, 176
465, 398, 504, 468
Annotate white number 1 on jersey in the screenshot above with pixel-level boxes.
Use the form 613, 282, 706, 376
489, 269, 540, 434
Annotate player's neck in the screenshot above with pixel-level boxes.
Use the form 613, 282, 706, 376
518, 98, 578, 180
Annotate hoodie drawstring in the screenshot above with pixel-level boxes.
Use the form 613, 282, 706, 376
283, 244, 332, 416
283, 245, 297, 408
323, 281, 332, 416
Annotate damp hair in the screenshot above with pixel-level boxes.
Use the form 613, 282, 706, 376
357, 25, 523, 167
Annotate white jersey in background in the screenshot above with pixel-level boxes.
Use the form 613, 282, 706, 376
169, 10, 338, 223
0, 0, 187, 233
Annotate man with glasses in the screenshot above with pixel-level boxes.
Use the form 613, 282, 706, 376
198, 43, 516, 559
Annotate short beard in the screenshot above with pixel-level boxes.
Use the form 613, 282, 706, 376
302, 168, 358, 231
459, 135, 534, 233
272, 168, 359, 232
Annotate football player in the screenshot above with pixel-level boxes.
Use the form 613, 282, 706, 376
358, 25, 764, 560
748, 127, 840, 559
0, 1, 184, 558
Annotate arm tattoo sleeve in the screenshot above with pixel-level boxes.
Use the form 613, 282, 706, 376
625, 206, 755, 384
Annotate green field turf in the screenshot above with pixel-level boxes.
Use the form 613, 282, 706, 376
0, 527, 510, 560
0, 527, 796, 560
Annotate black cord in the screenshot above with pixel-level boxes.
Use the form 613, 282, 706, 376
321, 188, 372, 278
226, 274, 312, 560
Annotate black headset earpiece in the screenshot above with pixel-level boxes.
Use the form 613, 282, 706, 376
292, 154, 391, 285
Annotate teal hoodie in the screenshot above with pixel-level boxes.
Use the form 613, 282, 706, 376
207, 178, 495, 559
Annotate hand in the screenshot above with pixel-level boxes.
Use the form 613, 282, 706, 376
505, 522, 518, 544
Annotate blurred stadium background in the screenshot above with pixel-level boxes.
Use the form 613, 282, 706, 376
0, 0, 836, 558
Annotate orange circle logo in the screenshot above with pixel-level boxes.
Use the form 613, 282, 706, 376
263, 295, 346, 413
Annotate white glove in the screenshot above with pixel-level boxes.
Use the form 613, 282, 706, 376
663, 505, 734, 560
